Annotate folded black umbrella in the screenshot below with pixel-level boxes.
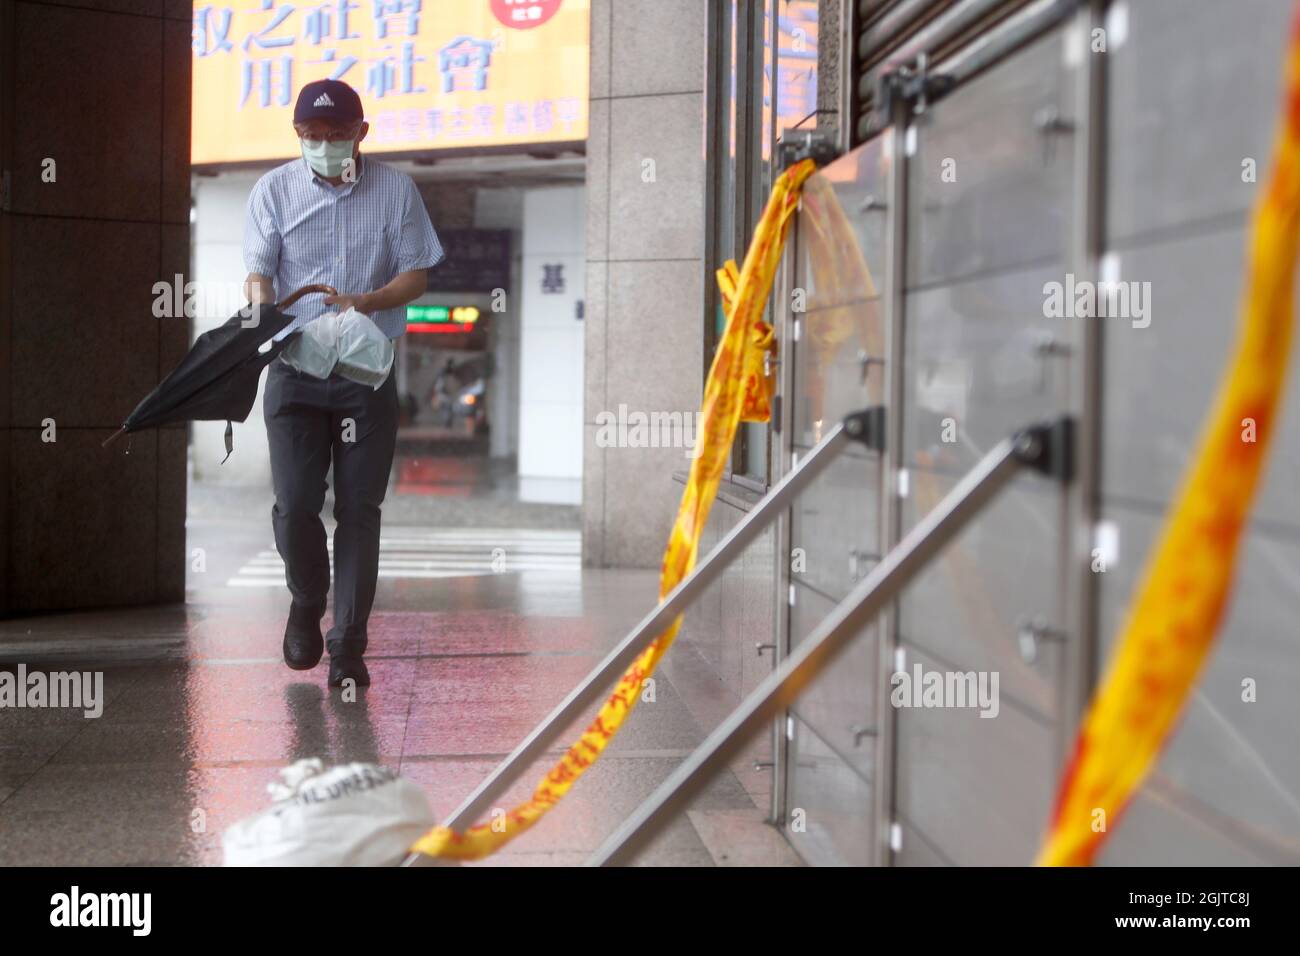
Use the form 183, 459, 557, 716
105, 284, 335, 460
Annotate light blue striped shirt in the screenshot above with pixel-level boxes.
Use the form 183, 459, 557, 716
243, 154, 444, 340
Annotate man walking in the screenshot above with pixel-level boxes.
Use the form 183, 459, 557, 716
243, 79, 443, 687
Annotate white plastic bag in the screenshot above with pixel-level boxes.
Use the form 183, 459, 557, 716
335, 309, 395, 388
222, 759, 435, 867
280, 308, 393, 388
281, 312, 342, 379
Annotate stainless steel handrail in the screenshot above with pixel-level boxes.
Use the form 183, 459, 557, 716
401, 407, 888, 866
586, 418, 1071, 866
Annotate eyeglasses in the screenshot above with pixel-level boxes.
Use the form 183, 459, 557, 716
296, 124, 361, 145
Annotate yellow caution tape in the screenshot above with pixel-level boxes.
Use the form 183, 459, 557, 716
409, 158, 818, 860
1036, 14, 1300, 865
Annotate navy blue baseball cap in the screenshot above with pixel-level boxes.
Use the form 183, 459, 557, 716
293, 79, 364, 124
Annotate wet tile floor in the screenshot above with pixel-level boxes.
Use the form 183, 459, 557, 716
0, 502, 800, 866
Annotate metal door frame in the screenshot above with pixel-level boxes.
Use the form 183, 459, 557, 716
1059, 0, 1106, 763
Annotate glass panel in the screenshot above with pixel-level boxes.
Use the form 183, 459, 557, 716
788, 578, 878, 783
790, 135, 890, 452
784, 715, 876, 866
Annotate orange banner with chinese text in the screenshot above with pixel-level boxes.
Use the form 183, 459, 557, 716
192, 0, 589, 165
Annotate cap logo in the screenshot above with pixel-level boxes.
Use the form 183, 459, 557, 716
313, 92, 335, 108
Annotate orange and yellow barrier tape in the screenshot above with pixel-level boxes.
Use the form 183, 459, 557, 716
1036, 9, 1300, 866
409, 158, 818, 860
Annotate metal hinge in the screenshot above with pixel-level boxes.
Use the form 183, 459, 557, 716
850, 724, 877, 746
848, 548, 879, 579
858, 349, 885, 384
777, 128, 840, 170
842, 405, 886, 452
1011, 416, 1075, 483
876, 52, 956, 124
1016, 616, 1068, 664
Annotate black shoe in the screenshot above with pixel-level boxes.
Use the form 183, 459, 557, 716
282, 602, 325, 670
328, 654, 370, 688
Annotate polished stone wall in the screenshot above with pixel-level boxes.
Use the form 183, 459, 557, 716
582, 0, 707, 568
817, 0, 842, 117
579, 0, 784, 822
0, 0, 191, 614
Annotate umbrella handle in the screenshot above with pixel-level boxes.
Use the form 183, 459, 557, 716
275, 284, 338, 309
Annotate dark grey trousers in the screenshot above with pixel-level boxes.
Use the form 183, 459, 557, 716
263, 358, 398, 656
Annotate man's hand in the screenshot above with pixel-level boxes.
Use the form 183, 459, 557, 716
244, 273, 276, 305
311, 271, 428, 316
322, 291, 373, 313
323, 270, 428, 317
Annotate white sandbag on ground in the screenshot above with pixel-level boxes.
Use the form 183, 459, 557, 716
223, 759, 434, 866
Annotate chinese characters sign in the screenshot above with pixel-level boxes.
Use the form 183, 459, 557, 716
192, 0, 589, 165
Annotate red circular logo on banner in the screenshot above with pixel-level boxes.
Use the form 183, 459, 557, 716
490, 0, 562, 30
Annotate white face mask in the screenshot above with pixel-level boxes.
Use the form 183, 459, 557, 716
300, 138, 356, 179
